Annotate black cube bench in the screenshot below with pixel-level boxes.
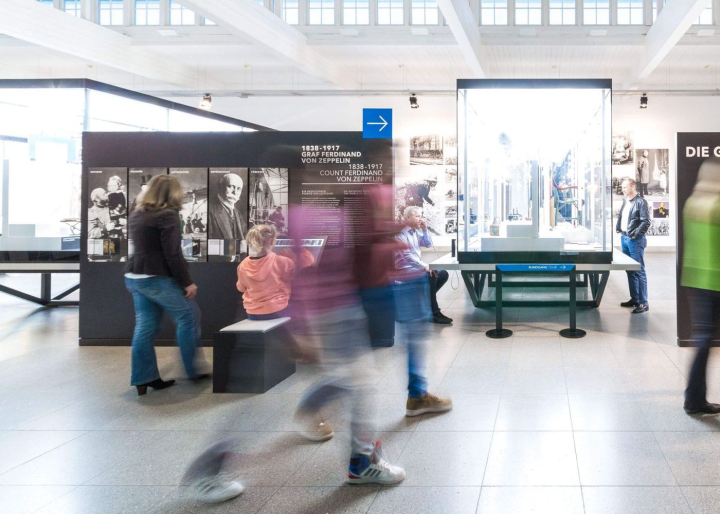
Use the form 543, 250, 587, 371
212, 317, 296, 393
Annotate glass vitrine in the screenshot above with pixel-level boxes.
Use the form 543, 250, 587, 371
457, 79, 612, 263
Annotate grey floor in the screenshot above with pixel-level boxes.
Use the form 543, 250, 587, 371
1, 253, 720, 513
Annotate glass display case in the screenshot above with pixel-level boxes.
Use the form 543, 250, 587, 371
0, 79, 265, 262
457, 79, 612, 263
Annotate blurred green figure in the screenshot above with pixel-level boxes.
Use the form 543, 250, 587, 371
683, 157, 720, 416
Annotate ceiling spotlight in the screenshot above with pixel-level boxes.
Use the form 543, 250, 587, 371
409, 94, 419, 109
199, 93, 212, 111
640, 93, 648, 109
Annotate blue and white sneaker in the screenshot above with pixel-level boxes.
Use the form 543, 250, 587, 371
348, 441, 405, 485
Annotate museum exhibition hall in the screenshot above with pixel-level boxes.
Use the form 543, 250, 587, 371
3, 0, 720, 513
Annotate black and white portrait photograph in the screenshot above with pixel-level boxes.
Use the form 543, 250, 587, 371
208, 168, 248, 262
612, 131, 634, 165
249, 168, 288, 234
635, 149, 670, 201
128, 168, 166, 214
87, 167, 127, 262
647, 218, 670, 237
170, 168, 208, 262
410, 135, 443, 165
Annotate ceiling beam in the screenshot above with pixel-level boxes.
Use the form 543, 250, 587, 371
625, 0, 709, 89
175, 0, 354, 89
436, 0, 485, 77
0, 0, 215, 89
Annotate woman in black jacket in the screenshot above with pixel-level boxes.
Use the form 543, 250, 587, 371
125, 175, 207, 395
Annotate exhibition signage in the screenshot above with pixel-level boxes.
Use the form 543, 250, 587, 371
362, 109, 392, 139
80, 132, 394, 345
497, 264, 576, 273
676, 132, 720, 345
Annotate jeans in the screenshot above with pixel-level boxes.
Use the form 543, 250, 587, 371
125, 276, 200, 386
429, 270, 449, 315
296, 304, 376, 457
685, 288, 720, 409
394, 277, 431, 398
621, 234, 648, 306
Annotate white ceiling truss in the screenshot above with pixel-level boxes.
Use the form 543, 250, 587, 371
1, 0, 720, 94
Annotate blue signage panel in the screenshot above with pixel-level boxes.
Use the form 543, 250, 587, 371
497, 264, 576, 272
363, 109, 392, 139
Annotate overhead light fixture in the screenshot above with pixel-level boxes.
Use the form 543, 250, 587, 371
411, 28, 430, 36
697, 29, 715, 37
640, 93, 648, 109
409, 94, 419, 109
157, 29, 178, 37
199, 93, 212, 111
589, 29, 607, 37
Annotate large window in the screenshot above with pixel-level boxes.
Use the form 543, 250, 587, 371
283, 0, 300, 24
480, 0, 508, 25
99, 0, 123, 26
135, 0, 160, 25
344, 0, 370, 24
63, 0, 81, 17
515, 0, 542, 25
308, 0, 334, 25
583, 0, 610, 24
549, 0, 575, 25
169, 0, 195, 25
652, 0, 660, 22
378, 0, 403, 25
202, 17, 216, 25
696, 2, 713, 24
411, 0, 439, 25
617, 0, 644, 25
36, 0, 55, 6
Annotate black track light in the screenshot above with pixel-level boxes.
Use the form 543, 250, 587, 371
409, 94, 419, 109
640, 93, 648, 109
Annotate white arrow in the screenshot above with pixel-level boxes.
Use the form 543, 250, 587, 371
367, 116, 388, 131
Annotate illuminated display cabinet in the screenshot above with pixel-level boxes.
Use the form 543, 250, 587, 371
457, 79, 613, 263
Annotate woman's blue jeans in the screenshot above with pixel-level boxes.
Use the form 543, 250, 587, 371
125, 276, 200, 386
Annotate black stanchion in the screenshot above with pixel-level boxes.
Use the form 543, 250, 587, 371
560, 268, 586, 339
486, 268, 513, 339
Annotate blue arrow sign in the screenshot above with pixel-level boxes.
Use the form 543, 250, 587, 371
363, 108, 392, 139
497, 264, 576, 272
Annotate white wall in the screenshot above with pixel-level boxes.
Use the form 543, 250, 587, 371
173, 93, 720, 249
613, 95, 720, 247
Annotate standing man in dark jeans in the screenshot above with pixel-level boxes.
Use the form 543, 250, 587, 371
682, 158, 720, 416
396, 206, 452, 324
616, 178, 651, 314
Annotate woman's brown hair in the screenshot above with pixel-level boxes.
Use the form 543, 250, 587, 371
136, 175, 184, 212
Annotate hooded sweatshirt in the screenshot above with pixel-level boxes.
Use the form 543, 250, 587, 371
236, 252, 296, 315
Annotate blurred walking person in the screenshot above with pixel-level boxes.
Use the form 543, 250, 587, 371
683, 158, 720, 416
291, 205, 406, 485
125, 175, 209, 396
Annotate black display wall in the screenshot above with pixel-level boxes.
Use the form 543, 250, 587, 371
676, 132, 720, 346
80, 132, 393, 346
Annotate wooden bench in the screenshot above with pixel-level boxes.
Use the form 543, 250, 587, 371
212, 317, 296, 393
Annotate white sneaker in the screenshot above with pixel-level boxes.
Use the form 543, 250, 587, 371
192, 473, 244, 504
347, 441, 406, 485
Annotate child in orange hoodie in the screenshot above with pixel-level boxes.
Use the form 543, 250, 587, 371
237, 224, 313, 320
